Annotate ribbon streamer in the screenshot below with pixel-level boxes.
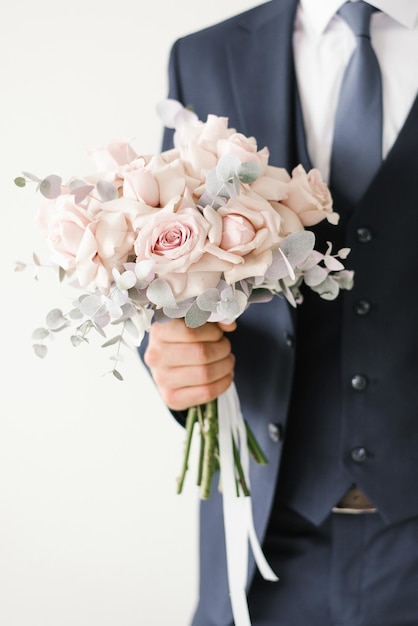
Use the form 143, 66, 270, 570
218, 384, 278, 626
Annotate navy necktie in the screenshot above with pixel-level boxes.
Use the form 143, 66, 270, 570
330, 1, 383, 206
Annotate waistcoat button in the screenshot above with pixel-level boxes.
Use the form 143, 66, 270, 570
268, 423, 283, 443
284, 332, 294, 348
350, 447, 369, 463
355, 299, 371, 316
356, 227, 373, 243
351, 374, 368, 391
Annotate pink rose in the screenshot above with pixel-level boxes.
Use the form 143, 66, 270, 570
204, 190, 283, 283
134, 200, 225, 300
220, 214, 256, 250
282, 165, 339, 226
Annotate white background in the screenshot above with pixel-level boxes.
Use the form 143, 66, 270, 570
0, 1, 260, 625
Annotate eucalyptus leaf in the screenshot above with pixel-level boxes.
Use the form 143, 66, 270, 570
314, 277, 340, 300
334, 270, 354, 290
217, 298, 240, 318
163, 300, 193, 319
39, 175, 62, 199
97, 180, 119, 202
324, 256, 345, 271
14, 176, 26, 188
70, 335, 85, 347
247, 288, 274, 304
45, 308, 68, 331
101, 335, 123, 348
69, 307, 83, 320
32, 327, 50, 341
238, 161, 262, 184
79, 295, 104, 317
280, 231, 315, 267
205, 169, 223, 197
146, 278, 178, 309
33, 344, 47, 358
216, 154, 240, 182
112, 369, 124, 381
115, 270, 137, 291
338, 247, 351, 259
22, 171, 41, 182
196, 288, 220, 312
124, 318, 139, 340
77, 320, 93, 335
224, 179, 240, 199
69, 180, 94, 203
304, 265, 329, 288
264, 248, 296, 281
185, 302, 211, 328
92, 321, 107, 338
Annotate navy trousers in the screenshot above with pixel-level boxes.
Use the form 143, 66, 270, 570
247, 503, 418, 626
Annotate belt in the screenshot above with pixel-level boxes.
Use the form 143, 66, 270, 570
332, 485, 377, 515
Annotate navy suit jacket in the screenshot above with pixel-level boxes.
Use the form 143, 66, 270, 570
152, 1, 418, 623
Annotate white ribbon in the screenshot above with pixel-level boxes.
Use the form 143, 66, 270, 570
218, 383, 278, 626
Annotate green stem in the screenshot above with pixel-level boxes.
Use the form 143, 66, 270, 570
176, 406, 198, 494
232, 436, 250, 497
245, 420, 268, 465
196, 429, 205, 487
200, 400, 218, 499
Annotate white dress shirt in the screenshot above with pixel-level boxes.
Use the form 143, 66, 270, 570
293, 0, 418, 181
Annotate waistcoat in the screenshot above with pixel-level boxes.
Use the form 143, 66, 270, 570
276, 86, 418, 526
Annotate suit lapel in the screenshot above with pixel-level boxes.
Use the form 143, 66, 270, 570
225, 0, 299, 170
350, 93, 418, 223
378, 94, 418, 182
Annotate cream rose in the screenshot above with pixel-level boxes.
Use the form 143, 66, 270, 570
123, 166, 160, 207
36, 195, 93, 273
88, 141, 138, 171
249, 165, 291, 202
282, 165, 339, 226
217, 135, 269, 172
75, 210, 136, 290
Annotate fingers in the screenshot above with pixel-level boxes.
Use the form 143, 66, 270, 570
144, 319, 236, 411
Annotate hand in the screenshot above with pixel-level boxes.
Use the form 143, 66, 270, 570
144, 319, 236, 411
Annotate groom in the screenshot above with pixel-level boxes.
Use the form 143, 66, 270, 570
143, 1, 418, 624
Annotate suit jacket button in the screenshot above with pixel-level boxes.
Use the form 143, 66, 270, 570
268, 423, 283, 443
350, 447, 369, 463
356, 227, 373, 243
351, 374, 368, 391
355, 299, 371, 316
284, 332, 294, 347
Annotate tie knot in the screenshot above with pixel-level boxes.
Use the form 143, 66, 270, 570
338, 1, 375, 38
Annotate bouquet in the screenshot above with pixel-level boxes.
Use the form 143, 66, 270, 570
16, 99, 353, 626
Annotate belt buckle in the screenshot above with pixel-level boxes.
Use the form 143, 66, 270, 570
332, 506, 377, 515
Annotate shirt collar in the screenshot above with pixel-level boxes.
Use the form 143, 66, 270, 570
299, 0, 418, 34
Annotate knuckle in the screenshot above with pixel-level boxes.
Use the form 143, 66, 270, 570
194, 365, 214, 386
144, 346, 158, 367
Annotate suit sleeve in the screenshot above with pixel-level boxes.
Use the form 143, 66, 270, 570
161, 39, 184, 152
